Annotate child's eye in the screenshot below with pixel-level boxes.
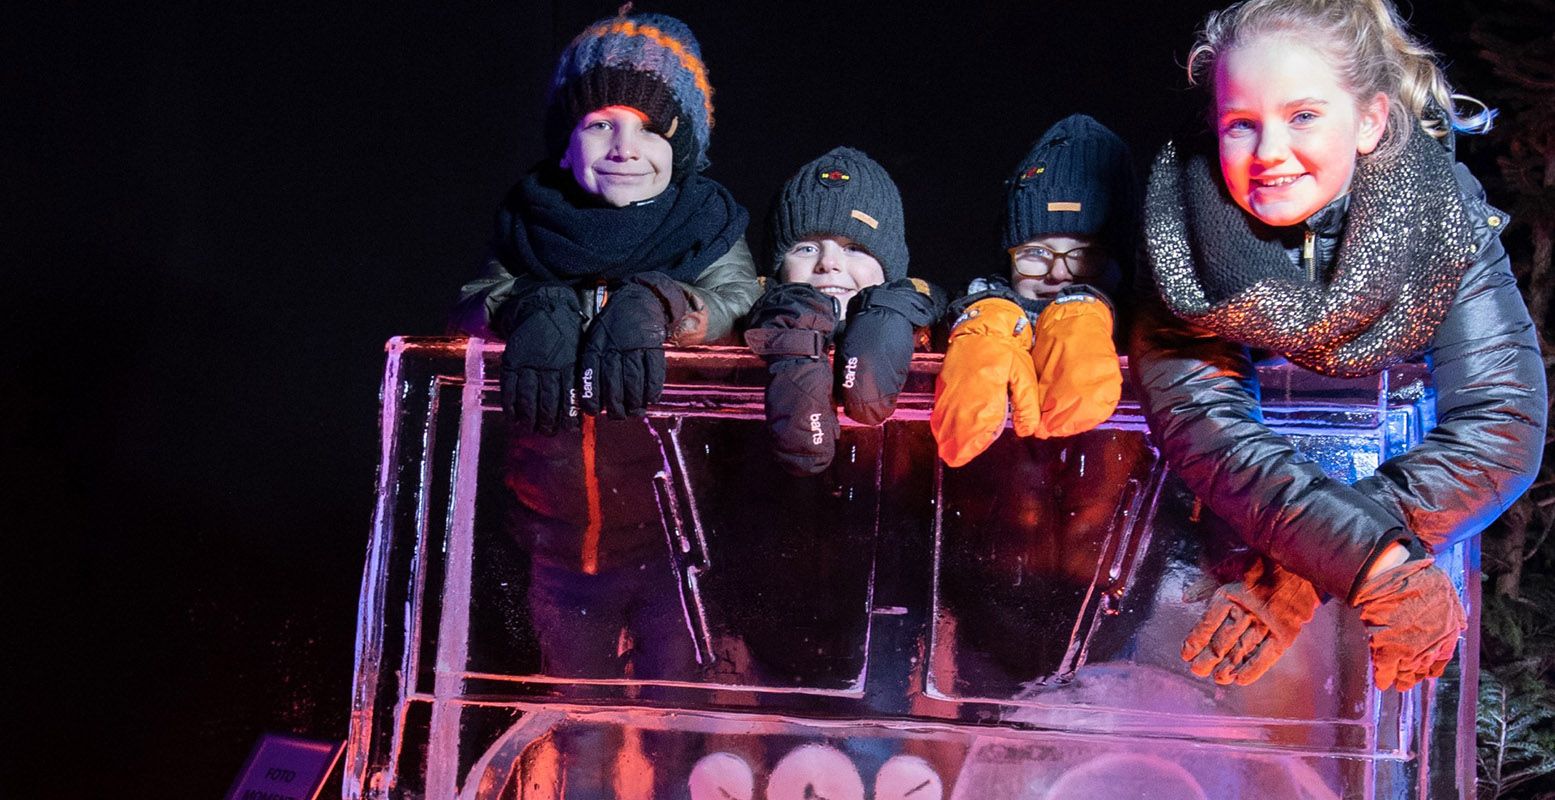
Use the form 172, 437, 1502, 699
586, 120, 613, 131
790, 243, 819, 256
1291, 110, 1320, 125
1221, 118, 1255, 135
844, 243, 869, 255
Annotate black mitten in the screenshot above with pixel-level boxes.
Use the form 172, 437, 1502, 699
579, 271, 696, 418
837, 279, 939, 425
743, 283, 840, 476
494, 284, 585, 435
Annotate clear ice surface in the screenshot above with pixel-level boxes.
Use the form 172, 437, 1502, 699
347, 339, 1476, 800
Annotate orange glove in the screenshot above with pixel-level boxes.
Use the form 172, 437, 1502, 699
930, 298, 1042, 467
1352, 559, 1466, 691
1029, 290, 1122, 438
1181, 557, 1320, 685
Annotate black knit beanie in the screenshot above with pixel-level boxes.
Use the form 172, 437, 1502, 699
544, 13, 715, 177
768, 147, 909, 281
1004, 114, 1138, 253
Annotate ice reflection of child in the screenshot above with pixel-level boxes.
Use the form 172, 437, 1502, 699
744, 147, 944, 476
449, 11, 759, 680
931, 114, 1134, 467
1132, 0, 1545, 690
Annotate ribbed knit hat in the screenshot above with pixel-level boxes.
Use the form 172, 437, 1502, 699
546, 12, 715, 175
768, 147, 909, 282
1004, 114, 1138, 252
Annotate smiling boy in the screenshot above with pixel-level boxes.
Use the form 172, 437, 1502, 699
452, 13, 760, 435
745, 147, 942, 475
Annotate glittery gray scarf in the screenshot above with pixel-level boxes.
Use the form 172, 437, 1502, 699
1144, 125, 1477, 378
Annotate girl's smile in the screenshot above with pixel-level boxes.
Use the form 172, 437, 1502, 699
1214, 37, 1387, 227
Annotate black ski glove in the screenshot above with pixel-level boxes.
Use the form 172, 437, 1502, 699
744, 283, 840, 476
494, 283, 585, 436
579, 271, 696, 418
837, 279, 939, 425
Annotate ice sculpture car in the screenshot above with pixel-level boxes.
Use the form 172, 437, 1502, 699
347, 339, 1478, 800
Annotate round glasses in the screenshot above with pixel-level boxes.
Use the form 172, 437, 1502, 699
1009, 243, 1107, 279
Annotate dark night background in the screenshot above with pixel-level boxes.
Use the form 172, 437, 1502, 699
6, 1, 1485, 796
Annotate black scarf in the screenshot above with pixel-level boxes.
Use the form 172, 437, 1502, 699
1144, 125, 1477, 378
493, 165, 749, 285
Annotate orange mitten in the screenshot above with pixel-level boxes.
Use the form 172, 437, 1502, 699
1029, 290, 1121, 438
931, 298, 1042, 467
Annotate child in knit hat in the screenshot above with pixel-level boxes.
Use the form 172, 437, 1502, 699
745, 147, 944, 476
932, 114, 1138, 466
451, 10, 759, 431
445, 7, 759, 735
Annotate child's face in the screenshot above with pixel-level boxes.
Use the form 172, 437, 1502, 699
1213, 38, 1388, 227
780, 235, 886, 317
560, 106, 673, 207
1009, 234, 1107, 300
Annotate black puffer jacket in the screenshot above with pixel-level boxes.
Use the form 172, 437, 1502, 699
1130, 155, 1545, 602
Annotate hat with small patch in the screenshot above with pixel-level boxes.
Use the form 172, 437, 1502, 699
768, 146, 909, 282
1004, 114, 1137, 252
546, 11, 715, 175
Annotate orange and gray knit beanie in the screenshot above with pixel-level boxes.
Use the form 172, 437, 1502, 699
546, 11, 716, 176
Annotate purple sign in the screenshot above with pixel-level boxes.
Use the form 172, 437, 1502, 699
225, 733, 343, 800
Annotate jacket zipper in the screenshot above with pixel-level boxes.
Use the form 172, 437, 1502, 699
1303, 230, 1316, 283
580, 414, 603, 575
579, 279, 609, 574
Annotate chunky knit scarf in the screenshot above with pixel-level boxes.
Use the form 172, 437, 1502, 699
1143, 125, 1477, 378
493, 166, 749, 285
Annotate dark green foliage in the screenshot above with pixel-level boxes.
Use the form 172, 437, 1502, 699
1476, 669, 1555, 799
1476, 469, 1555, 800
1474, 408, 1555, 799
1467, 2, 1555, 798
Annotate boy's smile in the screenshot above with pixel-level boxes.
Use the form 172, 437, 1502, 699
561, 106, 673, 207
780, 235, 886, 318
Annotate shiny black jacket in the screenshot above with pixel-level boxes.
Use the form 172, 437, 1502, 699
1130, 162, 1545, 601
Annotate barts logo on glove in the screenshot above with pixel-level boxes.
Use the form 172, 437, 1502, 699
581, 368, 595, 400
842, 356, 859, 389
810, 413, 825, 445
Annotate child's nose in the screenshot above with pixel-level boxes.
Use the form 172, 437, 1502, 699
1253, 126, 1291, 165
817, 247, 843, 271
610, 131, 638, 159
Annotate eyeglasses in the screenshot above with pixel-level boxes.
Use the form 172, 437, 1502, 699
1009, 244, 1107, 278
